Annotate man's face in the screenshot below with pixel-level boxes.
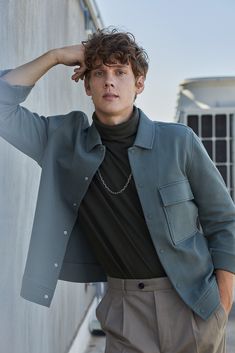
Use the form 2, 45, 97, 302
84, 60, 145, 124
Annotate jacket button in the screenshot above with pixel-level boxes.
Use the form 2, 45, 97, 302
84, 176, 89, 181
54, 263, 58, 267
63, 230, 68, 235
73, 203, 77, 207
44, 294, 49, 299
138, 282, 145, 289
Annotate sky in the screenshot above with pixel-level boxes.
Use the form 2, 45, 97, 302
96, 0, 235, 122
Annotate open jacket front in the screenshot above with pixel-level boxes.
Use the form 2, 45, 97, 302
1, 70, 235, 320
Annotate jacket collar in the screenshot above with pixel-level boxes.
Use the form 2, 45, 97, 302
133, 108, 155, 149
86, 122, 102, 152
86, 108, 155, 152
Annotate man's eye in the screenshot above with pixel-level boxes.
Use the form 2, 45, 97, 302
94, 71, 103, 77
117, 70, 125, 75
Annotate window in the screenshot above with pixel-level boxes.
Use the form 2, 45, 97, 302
201, 115, 212, 137
202, 140, 213, 159
187, 115, 199, 135
185, 113, 234, 198
216, 140, 227, 163
215, 114, 227, 137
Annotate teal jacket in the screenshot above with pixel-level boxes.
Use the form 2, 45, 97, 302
1, 70, 235, 320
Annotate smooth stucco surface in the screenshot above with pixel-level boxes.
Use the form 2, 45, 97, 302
0, 1, 97, 352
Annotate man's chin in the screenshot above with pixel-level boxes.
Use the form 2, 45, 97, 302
95, 104, 132, 117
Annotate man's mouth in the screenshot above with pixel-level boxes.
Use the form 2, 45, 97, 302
103, 93, 119, 100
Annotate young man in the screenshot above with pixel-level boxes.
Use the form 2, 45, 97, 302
0, 28, 235, 353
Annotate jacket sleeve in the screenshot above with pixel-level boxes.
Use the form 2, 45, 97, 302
187, 128, 235, 273
0, 69, 61, 165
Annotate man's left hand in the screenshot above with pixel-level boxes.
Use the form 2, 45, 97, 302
216, 269, 235, 315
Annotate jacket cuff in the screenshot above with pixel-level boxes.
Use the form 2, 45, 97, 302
0, 69, 35, 104
211, 249, 235, 273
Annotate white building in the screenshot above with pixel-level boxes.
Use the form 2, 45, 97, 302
175, 76, 235, 199
0, 1, 104, 353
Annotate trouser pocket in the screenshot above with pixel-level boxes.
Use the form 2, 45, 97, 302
192, 303, 227, 353
95, 289, 110, 324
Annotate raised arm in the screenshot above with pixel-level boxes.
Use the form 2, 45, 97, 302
1, 44, 86, 86
0, 44, 87, 165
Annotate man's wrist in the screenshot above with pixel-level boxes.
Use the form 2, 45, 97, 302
47, 49, 60, 66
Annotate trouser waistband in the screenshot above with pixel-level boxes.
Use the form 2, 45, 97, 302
106, 275, 172, 291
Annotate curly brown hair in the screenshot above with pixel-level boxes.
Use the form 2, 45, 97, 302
82, 27, 149, 80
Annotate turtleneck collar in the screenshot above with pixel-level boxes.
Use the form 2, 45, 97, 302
92, 106, 139, 142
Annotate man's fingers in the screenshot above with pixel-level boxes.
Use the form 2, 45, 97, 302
71, 71, 85, 82
71, 65, 86, 82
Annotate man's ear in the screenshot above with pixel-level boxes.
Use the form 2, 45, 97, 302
135, 76, 145, 95
84, 77, 92, 96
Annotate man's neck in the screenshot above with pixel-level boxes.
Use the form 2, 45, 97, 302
95, 107, 134, 126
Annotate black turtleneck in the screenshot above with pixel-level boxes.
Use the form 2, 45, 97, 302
78, 106, 166, 279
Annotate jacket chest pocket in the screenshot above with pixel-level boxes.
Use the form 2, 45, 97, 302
159, 179, 199, 245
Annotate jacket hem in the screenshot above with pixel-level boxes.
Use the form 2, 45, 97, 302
192, 276, 220, 320
20, 275, 54, 308
59, 262, 107, 283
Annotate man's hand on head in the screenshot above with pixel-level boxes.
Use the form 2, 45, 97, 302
53, 44, 87, 82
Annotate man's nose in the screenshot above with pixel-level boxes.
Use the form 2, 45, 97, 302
104, 73, 115, 88
104, 81, 114, 88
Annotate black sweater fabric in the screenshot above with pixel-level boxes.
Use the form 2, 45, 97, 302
78, 106, 166, 278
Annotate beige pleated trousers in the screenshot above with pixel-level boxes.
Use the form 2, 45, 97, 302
95, 276, 228, 353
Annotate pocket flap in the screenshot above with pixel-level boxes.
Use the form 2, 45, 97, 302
159, 179, 194, 206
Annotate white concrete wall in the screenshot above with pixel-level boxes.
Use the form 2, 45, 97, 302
0, 1, 97, 352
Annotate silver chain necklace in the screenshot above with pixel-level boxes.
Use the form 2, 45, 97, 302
97, 169, 132, 195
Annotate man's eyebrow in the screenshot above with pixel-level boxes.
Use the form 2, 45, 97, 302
113, 65, 129, 68
93, 64, 129, 70
109, 63, 129, 68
